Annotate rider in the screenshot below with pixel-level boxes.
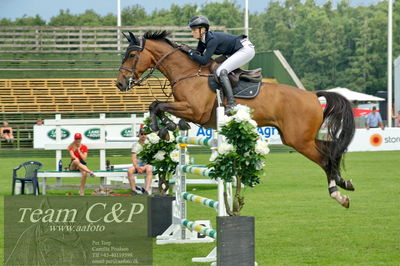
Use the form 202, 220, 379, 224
180, 15, 256, 114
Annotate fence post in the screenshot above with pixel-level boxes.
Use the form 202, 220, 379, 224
16, 127, 20, 149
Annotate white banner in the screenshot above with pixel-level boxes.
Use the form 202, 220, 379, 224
348, 128, 400, 152
34, 116, 400, 152
34, 124, 139, 148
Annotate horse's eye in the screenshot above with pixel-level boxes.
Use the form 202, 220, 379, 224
130, 54, 136, 58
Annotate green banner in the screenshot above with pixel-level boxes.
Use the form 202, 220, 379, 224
4, 196, 152, 265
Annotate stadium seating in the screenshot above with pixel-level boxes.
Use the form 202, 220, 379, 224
0, 78, 171, 113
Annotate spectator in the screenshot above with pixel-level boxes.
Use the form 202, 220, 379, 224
366, 106, 384, 130
393, 110, 400, 127
1, 121, 14, 143
127, 128, 153, 195
36, 118, 44, 126
68, 133, 95, 196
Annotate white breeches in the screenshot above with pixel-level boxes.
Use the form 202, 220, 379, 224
216, 39, 256, 77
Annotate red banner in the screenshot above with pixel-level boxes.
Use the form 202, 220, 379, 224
321, 104, 375, 118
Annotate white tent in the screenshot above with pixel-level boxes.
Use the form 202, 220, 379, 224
326, 87, 385, 102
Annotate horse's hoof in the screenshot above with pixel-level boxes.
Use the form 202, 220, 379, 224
341, 196, 350, 208
345, 180, 355, 191
166, 122, 177, 131
158, 128, 169, 140
150, 123, 159, 132
178, 119, 191, 130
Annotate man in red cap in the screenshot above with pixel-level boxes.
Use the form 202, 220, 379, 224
68, 133, 95, 196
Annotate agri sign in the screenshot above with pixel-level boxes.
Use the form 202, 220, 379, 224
195, 126, 280, 139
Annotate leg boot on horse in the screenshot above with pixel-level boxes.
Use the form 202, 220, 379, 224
219, 69, 236, 115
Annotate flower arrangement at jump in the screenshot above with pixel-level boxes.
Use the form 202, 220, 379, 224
136, 117, 181, 194
208, 104, 269, 216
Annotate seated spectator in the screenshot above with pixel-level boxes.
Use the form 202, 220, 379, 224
68, 133, 95, 196
127, 128, 153, 195
36, 118, 44, 126
1, 121, 14, 143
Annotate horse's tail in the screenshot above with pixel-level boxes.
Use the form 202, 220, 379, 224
315, 91, 355, 177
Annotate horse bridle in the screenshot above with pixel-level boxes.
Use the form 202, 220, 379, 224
119, 37, 181, 91
119, 37, 212, 94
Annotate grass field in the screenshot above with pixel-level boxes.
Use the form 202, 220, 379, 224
0, 150, 399, 265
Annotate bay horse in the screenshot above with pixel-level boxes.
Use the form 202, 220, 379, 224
116, 31, 355, 208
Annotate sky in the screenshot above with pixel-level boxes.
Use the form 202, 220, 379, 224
0, 0, 381, 22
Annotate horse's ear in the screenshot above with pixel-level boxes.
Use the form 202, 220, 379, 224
122, 32, 131, 42
129, 32, 139, 45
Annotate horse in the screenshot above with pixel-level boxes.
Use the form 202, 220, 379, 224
116, 31, 356, 208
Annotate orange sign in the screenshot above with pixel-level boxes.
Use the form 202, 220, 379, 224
370, 134, 383, 146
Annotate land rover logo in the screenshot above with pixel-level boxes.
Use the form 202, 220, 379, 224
85, 128, 101, 140
121, 127, 133, 137
47, 129, 70, 140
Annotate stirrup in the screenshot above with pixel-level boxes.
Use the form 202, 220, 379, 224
224, 103, 236, 115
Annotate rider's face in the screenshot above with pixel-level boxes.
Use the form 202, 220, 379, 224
191, 28, 205, 40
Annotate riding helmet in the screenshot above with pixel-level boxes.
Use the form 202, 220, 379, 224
188, 15, 210, 30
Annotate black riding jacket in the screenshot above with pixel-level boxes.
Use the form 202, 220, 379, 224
189, 31, 246, 65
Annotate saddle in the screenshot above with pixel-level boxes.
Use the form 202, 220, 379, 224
210, 56, 262, 86
208, 56, 262, 99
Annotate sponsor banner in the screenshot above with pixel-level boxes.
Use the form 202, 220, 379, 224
348, 128, 400, 152
34, 124, 283, 148
4, 196, 152, 265
187, 123, 283, 144
34, 125, 137, 148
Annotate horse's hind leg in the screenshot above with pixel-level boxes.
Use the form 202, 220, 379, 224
336, 176, 355, 191
287, 138, 350, 208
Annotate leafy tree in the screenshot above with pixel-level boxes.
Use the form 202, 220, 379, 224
14, 15, 46, 26
48, 9, 79, 26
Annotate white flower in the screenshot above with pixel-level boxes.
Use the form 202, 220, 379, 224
255, 160, 266, 170
170, 149, 179, 162
234, 104, 250, 114
249, 119, 258, 128
219, 115, 233, 126
255, 139, 270, 155
147, 132, 160, 144
243, 151, 250, 157
154, 150, 166, 161
233, 105, 251, 122
218, 142, 234, 155
132, 143, 143, 154
209, 151, 219, 162
144, 139, 149, 144
166, 131, 175, 143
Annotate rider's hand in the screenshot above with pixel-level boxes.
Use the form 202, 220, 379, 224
179, 44, 192, 54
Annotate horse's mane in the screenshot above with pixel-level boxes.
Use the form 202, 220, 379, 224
143, 30, 179, 48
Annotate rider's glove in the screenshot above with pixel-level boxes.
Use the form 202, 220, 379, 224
179, 44, 193, 55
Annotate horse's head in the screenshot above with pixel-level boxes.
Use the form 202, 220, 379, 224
116, 32, 152, 92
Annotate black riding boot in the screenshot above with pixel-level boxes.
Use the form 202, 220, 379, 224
219, 69, 236, 115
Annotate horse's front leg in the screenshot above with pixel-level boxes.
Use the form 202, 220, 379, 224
149, 101, 178, 131
149, 101, 162, 132
155, 101, 200, 130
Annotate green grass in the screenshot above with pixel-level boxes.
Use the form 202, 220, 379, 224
0, 151, 399, 265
